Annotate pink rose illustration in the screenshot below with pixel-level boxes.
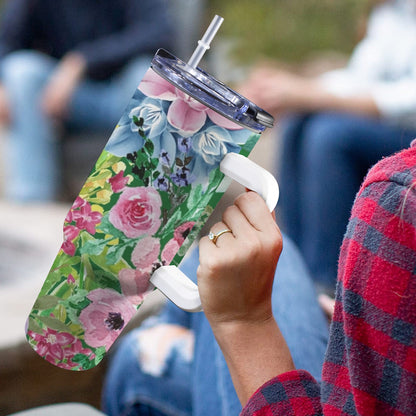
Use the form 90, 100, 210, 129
131, 236, 161, 272
79, 288, 136, 351
162, 222, 195, 265
118, 237, 160, 305
119, 268, 151, 305
109, 187, 162, 238
28, 328, 93, 368
139, 69, 242, 136
161, 238, 180, 265
118, 236, 160, 304
173, 221, 195, 244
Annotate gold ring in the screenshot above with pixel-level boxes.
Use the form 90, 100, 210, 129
208, 229, 232, 244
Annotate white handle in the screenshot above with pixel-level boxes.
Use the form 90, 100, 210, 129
150, 153, 279, 312
150, 265, 203, 312
220, 153, 279, 211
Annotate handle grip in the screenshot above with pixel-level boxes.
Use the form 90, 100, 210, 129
150, 153, 279, 312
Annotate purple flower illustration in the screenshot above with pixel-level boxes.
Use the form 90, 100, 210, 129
171, 166, 193, 187
153, 177, 169, 191
160, 149, 171, 166
178, 137, 191, 153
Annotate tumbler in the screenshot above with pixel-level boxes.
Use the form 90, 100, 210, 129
26, 16, 278, 370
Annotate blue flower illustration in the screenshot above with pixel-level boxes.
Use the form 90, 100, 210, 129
192, 125, 239, 165
129, 98, 168, 140
105, 96, 176, 162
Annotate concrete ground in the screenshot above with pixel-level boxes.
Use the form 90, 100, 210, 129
0, 126, 278, 414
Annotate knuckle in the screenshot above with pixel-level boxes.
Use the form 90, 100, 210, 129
266, 229, 283, 257
236, 191, 259, 206
241, 234, 262, 257
223, 204, 238, 222
198, 256, 222, 278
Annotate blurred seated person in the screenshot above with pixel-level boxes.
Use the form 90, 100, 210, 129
241, 0, 416, 293
0, 0, 173, 202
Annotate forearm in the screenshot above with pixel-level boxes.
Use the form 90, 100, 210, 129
211, 317, 295, 406
241, 68, 381, 118
197, 193, 294, 406
302, 82, 381, 117
40, 52, 86, 119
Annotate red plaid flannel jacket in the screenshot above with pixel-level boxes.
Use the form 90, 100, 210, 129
242, 145, 416, 415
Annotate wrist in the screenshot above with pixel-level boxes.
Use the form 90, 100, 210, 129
208, 313, 274, 338
210, 316, 280, 353
204, 303, 275, 340
211, 317, 295, 405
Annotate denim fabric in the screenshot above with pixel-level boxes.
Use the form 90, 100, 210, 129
277, 112, 416, 292
103, 235, 329, 416
0, 50, 151, 201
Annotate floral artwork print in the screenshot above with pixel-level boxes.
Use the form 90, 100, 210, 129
26, 68, 261, 371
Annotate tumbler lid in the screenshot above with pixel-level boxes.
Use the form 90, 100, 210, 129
151, 49, 274, 133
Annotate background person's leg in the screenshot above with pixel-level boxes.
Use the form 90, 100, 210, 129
61, 56, 153, 199
276, 113, 313, 247
298, 112, 416, 292
103, 326, 193, 416
67, 56, 152, 131
1, 51, 58, 201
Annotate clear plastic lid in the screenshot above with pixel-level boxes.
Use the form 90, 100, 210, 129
151, 49, 274, 133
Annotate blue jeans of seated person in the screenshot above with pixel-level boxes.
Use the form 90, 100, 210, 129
277, 112, 416, 293
102, 235, 329, 416
0, 50, 150, 202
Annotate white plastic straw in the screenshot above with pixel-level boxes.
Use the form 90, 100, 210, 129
187, 15, 224, 68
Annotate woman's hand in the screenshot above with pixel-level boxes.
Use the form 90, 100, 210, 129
239, 67, 319, 116
197, 191, 295, 405
41, 52, 86, 119
0, 84, 11, 125
197, 191, 282, 328
239, 65, 380, 118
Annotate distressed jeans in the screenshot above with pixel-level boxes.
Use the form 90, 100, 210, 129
102, 235, 329, 416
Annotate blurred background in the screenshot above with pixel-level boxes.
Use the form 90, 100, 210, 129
0, 0, 373, 414
205, 0, 374, 79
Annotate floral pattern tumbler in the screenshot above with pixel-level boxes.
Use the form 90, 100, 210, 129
26, 25, 275, 371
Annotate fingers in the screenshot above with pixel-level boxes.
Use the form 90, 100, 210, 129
201, 221, 235, 250
232, 191, 278, 233
205, 191, 279, 240
201, 192, 280, 253
318, 294, 335, 321
197, 191, 283, 326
